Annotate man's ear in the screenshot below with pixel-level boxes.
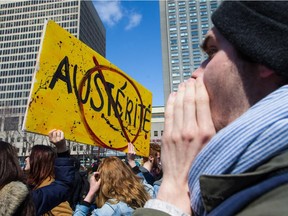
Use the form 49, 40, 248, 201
149, 155, 154, 162
258, 65, 275, 78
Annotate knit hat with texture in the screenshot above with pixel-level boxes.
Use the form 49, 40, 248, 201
211, 1, 288, 78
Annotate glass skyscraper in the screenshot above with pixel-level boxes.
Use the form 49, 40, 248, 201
0, 0, 105, 155
159, 0, 220, 103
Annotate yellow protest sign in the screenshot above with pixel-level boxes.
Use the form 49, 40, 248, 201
23, 20, 152, 157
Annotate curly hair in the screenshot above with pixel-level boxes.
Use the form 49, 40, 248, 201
26, 145, 56, 189
95, 156, 150, 209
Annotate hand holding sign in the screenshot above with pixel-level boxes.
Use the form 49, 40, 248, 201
48, 129, 67, 153
23, 20, 152, 157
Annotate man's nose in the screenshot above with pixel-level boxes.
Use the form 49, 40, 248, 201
191, 66, 204, 79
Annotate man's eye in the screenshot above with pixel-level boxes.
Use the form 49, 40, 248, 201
206, 47, 218, 59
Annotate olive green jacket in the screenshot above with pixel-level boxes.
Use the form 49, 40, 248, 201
134, 151, 288, 216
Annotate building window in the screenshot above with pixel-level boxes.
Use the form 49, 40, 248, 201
183, 71, 191, 76
172, 80, 181, 84
179, 20, 187, 24
182, 51, 189, 56
192, 37, 199, 43
169, 20, 176, 26
172, 72, 180, 77
171, 46, 178, 50
170, 39, 177, 44
181, 38, 188, 43
154, 131, 158, 137
191, 24, 198, 29
192, 44, 199, 49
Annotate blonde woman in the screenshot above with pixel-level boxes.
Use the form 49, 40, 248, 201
74, 156, 150, 215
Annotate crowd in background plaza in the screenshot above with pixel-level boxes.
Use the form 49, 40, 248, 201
0, 129, 162, 216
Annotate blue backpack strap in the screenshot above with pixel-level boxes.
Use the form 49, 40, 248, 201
207, 170, 288, 216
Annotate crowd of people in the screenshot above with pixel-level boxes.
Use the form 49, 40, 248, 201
0, 129, 75, 216
0, 129, 161, 216
1, 1, 288, 215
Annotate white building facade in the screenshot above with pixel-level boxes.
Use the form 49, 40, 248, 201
150, 106, 164, 144
0, 0, 105, 160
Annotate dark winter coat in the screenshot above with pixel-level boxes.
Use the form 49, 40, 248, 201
31, 157, 75, 216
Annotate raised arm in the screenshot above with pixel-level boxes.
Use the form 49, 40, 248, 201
32, 129, 75, 215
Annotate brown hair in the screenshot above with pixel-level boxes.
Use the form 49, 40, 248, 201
27, 145, 56, 189
0, 141, 24, 188
142, 143, 161, 163
0, 141, 35, 215
95, 156, 150, 209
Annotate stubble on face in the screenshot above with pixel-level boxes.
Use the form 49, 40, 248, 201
202, 28, 258, 132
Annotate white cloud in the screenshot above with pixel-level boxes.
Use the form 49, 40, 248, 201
93, 0, 142, 30
93, 1, 123, 26
125, 13, 142, 30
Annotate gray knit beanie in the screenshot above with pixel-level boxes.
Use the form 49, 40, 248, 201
211, 1, 288, 78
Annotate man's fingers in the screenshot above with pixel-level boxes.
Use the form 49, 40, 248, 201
173, 82, 185, 133
163, 92, 176, 137
195, 77, 216, 140
183, 78, 197, 135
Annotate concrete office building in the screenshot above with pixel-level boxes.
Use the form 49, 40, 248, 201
159, 0, 220, 102
150, 106, 165, 145
0, 0, 105, 158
